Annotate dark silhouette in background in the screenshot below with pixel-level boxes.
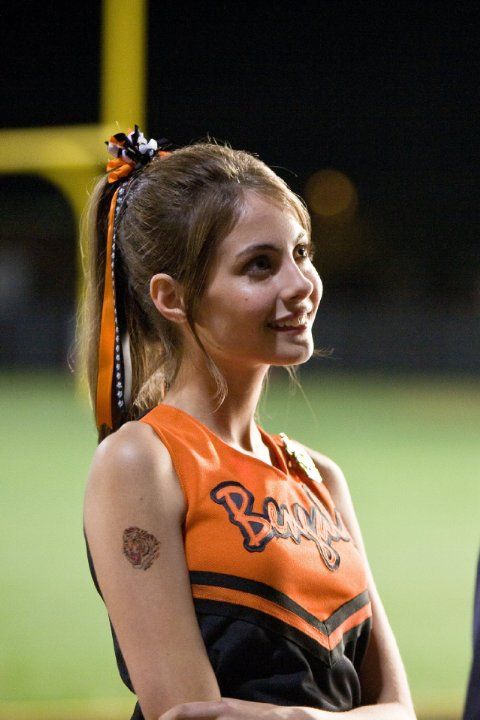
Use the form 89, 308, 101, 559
464, 555, 480, 720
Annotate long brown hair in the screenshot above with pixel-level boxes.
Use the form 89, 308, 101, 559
78, 139, 314, 438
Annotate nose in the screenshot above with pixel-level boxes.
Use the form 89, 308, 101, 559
278, 256, 320, 306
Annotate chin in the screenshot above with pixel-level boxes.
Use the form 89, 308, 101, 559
268, 347, 313, 367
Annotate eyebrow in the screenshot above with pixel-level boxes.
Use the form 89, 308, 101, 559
235, 231, 308, 260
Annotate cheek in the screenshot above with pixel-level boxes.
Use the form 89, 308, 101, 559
221, 282, 267, 313
223, 296, 263, 328
198, 277, 271, 334
199, 289, 258, 333
215, 293, 269, 341
235, 288, 271, 321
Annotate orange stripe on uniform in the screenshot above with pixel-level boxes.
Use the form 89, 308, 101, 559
327, 603, 372, 650
192, 585, 372, 652
192, 583, 331, 650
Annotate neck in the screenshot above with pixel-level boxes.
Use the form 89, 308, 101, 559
161, 356, 270, 453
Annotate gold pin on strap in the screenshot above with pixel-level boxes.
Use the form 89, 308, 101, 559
279, 433, 322, 483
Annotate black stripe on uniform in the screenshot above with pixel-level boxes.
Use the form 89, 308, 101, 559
190, 570, 327, 632
324, 590, 371, 633
190, 570, 370, 636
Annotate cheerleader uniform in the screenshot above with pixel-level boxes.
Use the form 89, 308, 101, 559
85, 404, 372, 719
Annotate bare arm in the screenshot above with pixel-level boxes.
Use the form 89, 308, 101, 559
158, 697, 412, 719
83, 421, 221, 720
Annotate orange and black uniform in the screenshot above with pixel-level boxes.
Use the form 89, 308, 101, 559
86, 405, 372, 720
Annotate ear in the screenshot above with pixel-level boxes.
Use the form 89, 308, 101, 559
150, 273, 187, 325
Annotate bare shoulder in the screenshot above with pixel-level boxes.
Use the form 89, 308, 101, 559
92, 419, 170, 471
85, 420, 185, 524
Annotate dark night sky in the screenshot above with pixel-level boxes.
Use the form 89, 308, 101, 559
2, 1, 479, 309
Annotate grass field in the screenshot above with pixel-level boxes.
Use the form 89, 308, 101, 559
1, 370, 479, 719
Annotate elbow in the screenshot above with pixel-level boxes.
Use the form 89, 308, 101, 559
401, 702, 417, 720
377, 699, 417, 720
396, 701, 417, 720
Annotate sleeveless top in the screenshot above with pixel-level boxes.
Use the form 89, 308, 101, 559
85, 404, 372, 719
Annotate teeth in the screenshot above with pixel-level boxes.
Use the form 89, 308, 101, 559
272, 314, 308, 328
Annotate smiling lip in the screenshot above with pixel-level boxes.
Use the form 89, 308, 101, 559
267, 323, 309, 334
267, 311, 313, 333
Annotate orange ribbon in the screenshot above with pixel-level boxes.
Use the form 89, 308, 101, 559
95, 187, 119, 432
97, 133, 173, 430
106, 158, 136, 184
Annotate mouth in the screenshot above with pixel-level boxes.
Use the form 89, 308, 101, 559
266, 312, 313, 334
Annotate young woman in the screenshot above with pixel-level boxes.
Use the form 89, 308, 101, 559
81, 127, 416, 720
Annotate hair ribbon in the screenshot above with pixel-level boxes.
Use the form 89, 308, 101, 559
95, 126, 171, 434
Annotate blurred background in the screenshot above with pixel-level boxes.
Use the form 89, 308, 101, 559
1, 1, 479, 719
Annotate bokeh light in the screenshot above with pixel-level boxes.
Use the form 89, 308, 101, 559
305, 169, 358, 218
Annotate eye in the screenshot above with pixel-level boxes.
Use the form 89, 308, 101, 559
298, 242, 316, 261
244, 242, 315, 277
246, 255, 272, 275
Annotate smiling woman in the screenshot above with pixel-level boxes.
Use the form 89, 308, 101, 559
79, 128, 416, 720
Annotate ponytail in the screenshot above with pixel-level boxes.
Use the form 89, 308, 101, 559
79, 173, 172, 443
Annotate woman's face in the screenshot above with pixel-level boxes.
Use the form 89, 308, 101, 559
193, 190, 322, 370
